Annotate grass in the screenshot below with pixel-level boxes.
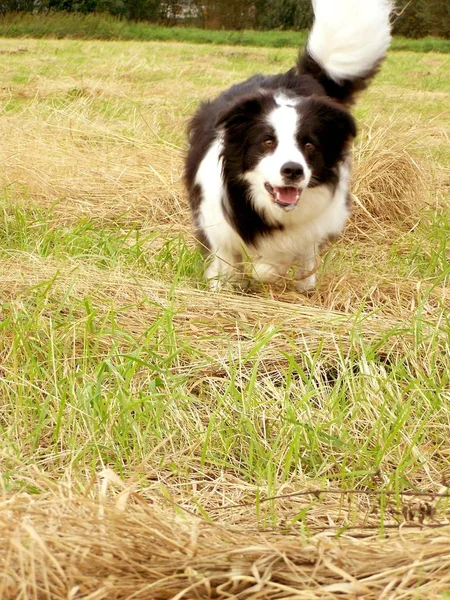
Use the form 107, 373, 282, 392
0, 11, 450, 53
4, 489, 450, 599
0, 35, 449, 598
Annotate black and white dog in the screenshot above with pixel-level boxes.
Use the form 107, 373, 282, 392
185, 0, 393, 292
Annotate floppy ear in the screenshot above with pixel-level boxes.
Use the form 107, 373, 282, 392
215, 94, 266, 131
315, 99, 357, 145
303, 97, 357, 165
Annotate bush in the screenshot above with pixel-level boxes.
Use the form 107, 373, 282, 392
256, 0, 312, 30
393, 0, 450, 39
0, 0, 449, 37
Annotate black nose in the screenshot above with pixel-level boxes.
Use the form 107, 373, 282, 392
281, 162, 304, 181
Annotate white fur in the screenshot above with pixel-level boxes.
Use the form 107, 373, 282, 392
195, 138, 244, 288
308, 0, 393, 82
190, 0, 392, 292
250, 161, 350, 286
244, 102, 312, 221
195, 127, 351, 290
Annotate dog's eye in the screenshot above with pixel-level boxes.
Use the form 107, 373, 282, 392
263, 138, 275, 148
304, 142, 315, 152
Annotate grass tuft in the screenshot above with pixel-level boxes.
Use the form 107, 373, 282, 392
352, 120, 427, 226
3, 481, 450, 599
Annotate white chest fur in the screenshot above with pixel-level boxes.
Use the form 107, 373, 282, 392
195, 139, 351, 291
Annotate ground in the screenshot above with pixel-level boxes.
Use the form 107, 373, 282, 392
0, 37, 450, 598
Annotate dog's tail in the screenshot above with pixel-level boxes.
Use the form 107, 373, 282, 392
298, 0, 393, 105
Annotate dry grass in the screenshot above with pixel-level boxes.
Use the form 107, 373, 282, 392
351, 119, 428, 226
2, 475, 450, 599
0, 38, 449, 598
0, 102, 429, 233
0, 109, 187, 228
1, 253, 448, 362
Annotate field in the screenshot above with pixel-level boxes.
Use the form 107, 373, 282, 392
1, 12, 450, 52
0, 35, 450, 598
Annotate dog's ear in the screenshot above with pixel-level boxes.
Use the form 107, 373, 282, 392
328, 104, 357, 144
215, 94, 268, 131
310, 98, 357, 145
301, 98, 357, 164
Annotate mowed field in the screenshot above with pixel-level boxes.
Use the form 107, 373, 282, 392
1, 36, 450, 598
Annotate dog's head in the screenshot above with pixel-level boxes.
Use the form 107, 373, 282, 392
216, 92, 356, 213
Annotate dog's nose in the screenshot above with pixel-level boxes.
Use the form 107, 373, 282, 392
281, 162, 304, 181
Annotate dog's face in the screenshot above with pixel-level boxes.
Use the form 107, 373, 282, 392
217, 93, 356, 213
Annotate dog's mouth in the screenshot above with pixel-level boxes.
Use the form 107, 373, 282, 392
264, 183, 301, 210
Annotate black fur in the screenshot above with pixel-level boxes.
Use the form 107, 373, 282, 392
296, 96, 357, 187
184, 39, 376, 248
216, 93, 284, 243
298, 50, 383, 106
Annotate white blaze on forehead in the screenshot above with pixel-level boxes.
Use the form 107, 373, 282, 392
262, 104, 311, 185
274, 93, 298, 108
243, 100, 312, 218
267, 104, 299, 151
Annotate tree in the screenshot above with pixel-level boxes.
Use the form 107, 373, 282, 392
426, 0, 450, 38
255, 0, 313, 30
126, 0, 161, 21
393, 0, 450, 38
0, 0, 36, 13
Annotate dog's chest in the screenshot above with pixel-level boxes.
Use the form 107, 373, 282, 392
251, 221, 317, 265
251, 187, 339, 261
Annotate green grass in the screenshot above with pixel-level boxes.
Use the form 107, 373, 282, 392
0, 12, 450, 53
0, 35, 449, 534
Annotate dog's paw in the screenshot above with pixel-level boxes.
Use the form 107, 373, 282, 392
208, 277, 227, 292
208, 276, 249, 293
294, 273, 317, 294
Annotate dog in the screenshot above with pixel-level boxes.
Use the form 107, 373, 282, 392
185, 0, 393, 292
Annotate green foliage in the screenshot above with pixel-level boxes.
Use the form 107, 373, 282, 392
1, 0, 449, 37
0, 12, 450, 52
426, 0, 450, 37
0, 0, 35, 13
126, 0, 160, 21
393, 0, 450, 39
257, 0, 313, 30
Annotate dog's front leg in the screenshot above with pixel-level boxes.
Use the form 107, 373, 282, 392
294, 253, 319, 293
252, 261, 287, 284
206, 250, 244, 291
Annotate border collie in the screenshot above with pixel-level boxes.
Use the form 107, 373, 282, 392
185, 0, 393, 292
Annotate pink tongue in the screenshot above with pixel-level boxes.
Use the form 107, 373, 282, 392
274, 186, 299, 205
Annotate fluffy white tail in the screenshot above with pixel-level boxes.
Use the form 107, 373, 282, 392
308, 0, 393, 82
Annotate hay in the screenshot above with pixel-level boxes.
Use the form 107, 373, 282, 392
2, 480, 450, 599
1, 254, 448, 363
351, 120, 427, 227
0, 90, 429, 237
0, 40, 448, 600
